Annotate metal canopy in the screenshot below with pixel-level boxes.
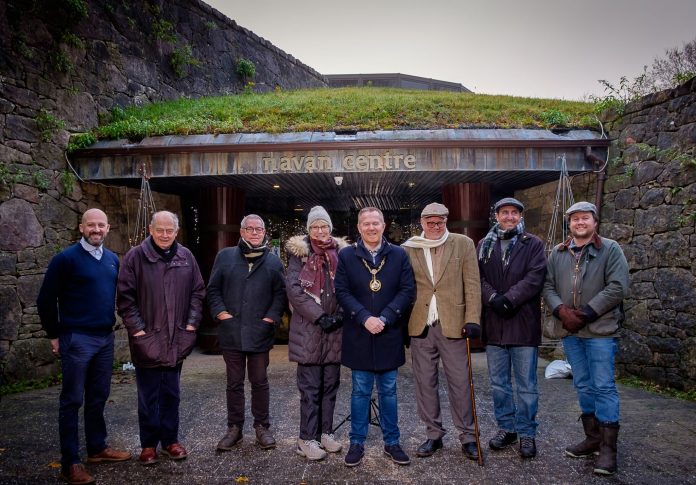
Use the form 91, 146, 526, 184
72, 129, 609, 212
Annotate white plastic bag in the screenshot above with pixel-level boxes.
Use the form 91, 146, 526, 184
545, 360, 572, 379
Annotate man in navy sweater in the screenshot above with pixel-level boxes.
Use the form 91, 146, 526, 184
37, 208, 131, 485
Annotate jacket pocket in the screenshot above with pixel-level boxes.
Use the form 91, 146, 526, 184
587, 314, 619, 336
176, 327, 197, 360
130, 331, 162, 365
247, 318, 275, 351
542, 315, 569, 339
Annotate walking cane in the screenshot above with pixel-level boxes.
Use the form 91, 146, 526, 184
466, 337, 484, 466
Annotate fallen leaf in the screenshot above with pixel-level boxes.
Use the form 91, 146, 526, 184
234, 476, 249, 484
48, 462, 61, 468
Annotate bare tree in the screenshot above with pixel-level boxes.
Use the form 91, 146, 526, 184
648, 37, 696, 90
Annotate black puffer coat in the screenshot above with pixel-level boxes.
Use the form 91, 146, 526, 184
285, 235, 348, 365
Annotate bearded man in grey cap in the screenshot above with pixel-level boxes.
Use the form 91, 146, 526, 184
543, 201, 628, 476
403, 202, 482, 460
477, 197, 546, 459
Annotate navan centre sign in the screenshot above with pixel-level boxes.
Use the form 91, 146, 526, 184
261, 151, 417, 173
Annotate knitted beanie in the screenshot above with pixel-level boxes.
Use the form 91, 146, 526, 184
306, 206, 333, 233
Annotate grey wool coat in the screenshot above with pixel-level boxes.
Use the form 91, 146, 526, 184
285, 235, 348, 365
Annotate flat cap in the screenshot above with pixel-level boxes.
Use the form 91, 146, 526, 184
421, 202, 449, 218
494, 197, 524, 212
565, 201, 597, 217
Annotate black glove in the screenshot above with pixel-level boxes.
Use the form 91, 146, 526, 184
578, 304, 599, 323
317, 314, 343, 333
462, 323, 481, 339
490, 294, 515, 318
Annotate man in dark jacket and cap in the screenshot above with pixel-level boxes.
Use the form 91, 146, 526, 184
207, 214, 287, 452
477, 197, 546, 459
117, 210, 206, 466
334, 207, 416, 468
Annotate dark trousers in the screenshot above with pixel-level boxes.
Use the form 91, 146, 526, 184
58, 332, 114, 470
297, 364, 341, 440
135, 364, 183, 448
223, 350, 270, 428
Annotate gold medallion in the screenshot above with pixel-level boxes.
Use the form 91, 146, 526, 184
362, 258, 386, 293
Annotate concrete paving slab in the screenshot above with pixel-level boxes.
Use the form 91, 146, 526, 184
1, 345, 695, 484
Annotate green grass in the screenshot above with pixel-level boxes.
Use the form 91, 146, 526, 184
0, 373, 62, 396
88, 87, 598, 142
619, 376, 696, 402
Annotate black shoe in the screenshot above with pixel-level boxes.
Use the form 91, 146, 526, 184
416, 438, 443, 457
489, 430, 518, 450
384, 444, 411, 465
519, 437, 537, 459
344, 443, 364, 467
462, 441, 479, 461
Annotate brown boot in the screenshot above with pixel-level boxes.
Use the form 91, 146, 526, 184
565, 413, 600, 458
59, 463, 95, 484
217, 425, 243, 451
593, 423, 619, 475
254, 424, 276, 450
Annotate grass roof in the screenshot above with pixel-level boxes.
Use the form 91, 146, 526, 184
73, 87, 599, 148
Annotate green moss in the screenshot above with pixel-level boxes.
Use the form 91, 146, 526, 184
90, 87, 597, 140
170, 44, 201, 78
619, 376, 696, 402
0, 373, 62, 396
35, 110, 65, 141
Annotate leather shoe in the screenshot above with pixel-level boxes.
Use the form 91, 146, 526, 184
519, 437, 537, 459
138, 447, 159, 466
416, 438, 443, 457
59, 464, 95, 485
462, 441, 479, 461
489, 430, 518, 450
86, 446, 132, 463
254, 424, 277, 450
162, 442, 188, 460
217, 425, 243, 451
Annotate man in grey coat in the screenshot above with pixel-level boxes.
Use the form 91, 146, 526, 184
543, 201, 629, 476
207, 214, 287, 452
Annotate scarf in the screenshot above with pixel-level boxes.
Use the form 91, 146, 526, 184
403, 230, 449, 325
478, 220, 525, 266
239, 237, 268, 271
299, 237, 338, 304
150, 237, 178, 263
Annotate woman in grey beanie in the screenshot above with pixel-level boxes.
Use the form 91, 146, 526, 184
285, 206, 348, 461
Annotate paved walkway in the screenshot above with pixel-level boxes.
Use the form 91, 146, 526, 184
1, 345, 695, 484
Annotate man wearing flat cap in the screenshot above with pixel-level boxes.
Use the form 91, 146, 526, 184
477, 197, 546, 459
543, 201, 628, 476
402, 202, 482, 460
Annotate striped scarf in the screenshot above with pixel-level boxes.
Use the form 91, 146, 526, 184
478, 220, 525, 266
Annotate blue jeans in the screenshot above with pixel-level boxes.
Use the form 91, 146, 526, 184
58, 332, 114, 470
562, 336, 619, 424
486, 345, 539, 438
350, 369, 400, 446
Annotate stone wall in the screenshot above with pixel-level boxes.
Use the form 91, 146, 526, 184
518, 78, 696, 391
600, 77, 696, 390
0, 0, 326, 383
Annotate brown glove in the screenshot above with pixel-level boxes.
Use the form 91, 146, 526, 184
557, 305, 586, 333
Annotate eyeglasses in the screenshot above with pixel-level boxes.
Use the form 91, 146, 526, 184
243, 226, 265, 233
309, 225, 330, 232
424, 221, 446, 229
153, 228, 176, 235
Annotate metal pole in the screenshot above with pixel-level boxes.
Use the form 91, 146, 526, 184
466, 338, 484, 466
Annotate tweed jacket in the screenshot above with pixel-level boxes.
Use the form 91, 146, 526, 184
404, 233, 482, 338
285, 235, 348, 365
543, 234, 629, 338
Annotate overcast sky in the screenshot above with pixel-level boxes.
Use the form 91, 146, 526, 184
204, 0, 696, 100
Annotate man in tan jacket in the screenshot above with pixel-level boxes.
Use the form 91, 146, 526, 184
403, 203, 482, 460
